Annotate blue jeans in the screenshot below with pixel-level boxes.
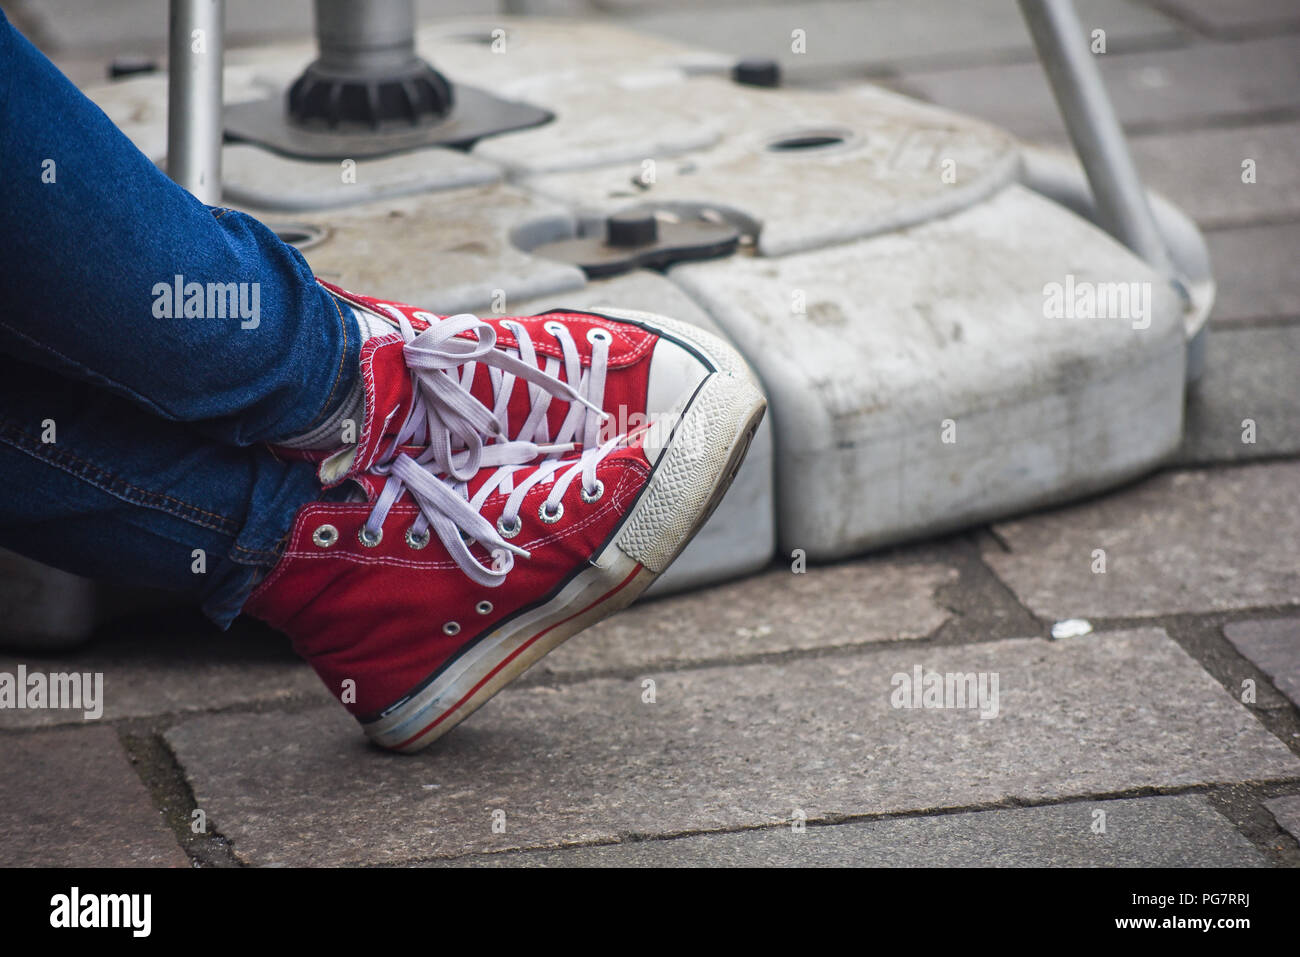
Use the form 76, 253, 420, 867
0, 11, 360, 626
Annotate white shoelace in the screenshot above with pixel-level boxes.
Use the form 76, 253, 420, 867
361, 308, 617, 587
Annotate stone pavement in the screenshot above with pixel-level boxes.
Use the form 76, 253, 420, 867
1, 0, 1298, 867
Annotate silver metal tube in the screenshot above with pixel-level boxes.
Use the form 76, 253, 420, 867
167, 0, 224, 205
314, 0, 417, 76
1018, 0, 1174, 275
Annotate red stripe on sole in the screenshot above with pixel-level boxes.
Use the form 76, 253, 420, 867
391, 563, 645, 750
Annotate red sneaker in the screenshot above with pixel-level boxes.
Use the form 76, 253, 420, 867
247, 288, 766, 752
276, 280, 747, 478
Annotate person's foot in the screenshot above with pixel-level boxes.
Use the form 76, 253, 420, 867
247, 287, 766, 752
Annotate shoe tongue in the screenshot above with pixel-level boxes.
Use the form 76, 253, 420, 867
353, 303, 401, 339
467, 325, 582, 443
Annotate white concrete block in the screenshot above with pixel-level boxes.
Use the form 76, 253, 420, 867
671, 184, 1188, 558
523, 81, 1019, 254
240, 183, 586, 315
221, 143, 502, 212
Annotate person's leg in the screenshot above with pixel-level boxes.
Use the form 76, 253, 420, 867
0, 8, 359, 448
0, 353, 324, 627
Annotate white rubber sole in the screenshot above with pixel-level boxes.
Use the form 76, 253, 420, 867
363, 357, 766, 753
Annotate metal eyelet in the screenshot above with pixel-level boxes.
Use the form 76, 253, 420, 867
443, 621, 461, 636
496, 514, 522, 538
580, 480, 605, 503
586, 328, 612, 345
475, 600, 493, 615
312, 524, 339, 548
543, 319, 565, 336
358, 526, 383, 548
539, 501, 564, 524
405, 527, 430, 550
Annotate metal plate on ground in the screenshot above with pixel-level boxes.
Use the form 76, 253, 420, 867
223, 83, 553, 160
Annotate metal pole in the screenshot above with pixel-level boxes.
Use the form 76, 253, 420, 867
1018, 0, 1174, 276
167, 0, 224, 205
313, 0, 417, 76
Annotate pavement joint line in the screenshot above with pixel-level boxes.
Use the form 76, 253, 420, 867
116, 722, 242, 868
383, 781, 1300, 867
1208, 314, 1300, 331
0, 688, 337, 735
10, 558, 1298, 726
1142, 0, 1300, 42
1203, 782, 1300, 866
1203, 214, 1300, 236
1160, 451, 1300, 473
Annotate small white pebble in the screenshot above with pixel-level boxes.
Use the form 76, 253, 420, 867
1051, 618, 1094, 639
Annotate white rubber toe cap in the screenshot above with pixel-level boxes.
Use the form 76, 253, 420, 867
645, 336, 711, 419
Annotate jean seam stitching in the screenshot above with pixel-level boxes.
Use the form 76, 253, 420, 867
0, 420, 240, 533
300, 289, 352, 434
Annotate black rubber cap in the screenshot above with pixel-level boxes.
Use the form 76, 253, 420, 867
287, 59, 455, 129
732, 58, 781, 88
607, 210, 658, 247
109, 55, 158, 80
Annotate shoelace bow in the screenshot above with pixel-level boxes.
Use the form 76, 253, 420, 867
362, 309, 618, 587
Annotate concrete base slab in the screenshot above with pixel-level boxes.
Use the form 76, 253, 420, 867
525, 83, 1019, 255
243, 183, 586, 315
671, 184, 1187, 558
221, 142, 502, 211
0, 549, 96, 650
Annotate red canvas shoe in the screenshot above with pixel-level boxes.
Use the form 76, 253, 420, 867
246, 292, 766, 752
275, 279, 741, 474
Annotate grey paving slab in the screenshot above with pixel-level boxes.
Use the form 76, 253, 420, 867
1177, 325, 1300, 465
897, 36, 1300, 139
1265, 794, 1300, 845
984, 463, 1300, 620
418, 17, 732, 87
164, 627, 1300, 865
1224, 618, 1300, 709
626, 0, 1184, 76
274, 184, 586, 315
0, 625, 326, 729
0, 725, 188, 866
1154, 0, 1300, 38
1128, 123, 1300, 229
539, 558, 958, 676
440, 795, 1265, 866
1204, 223, 1300, 321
